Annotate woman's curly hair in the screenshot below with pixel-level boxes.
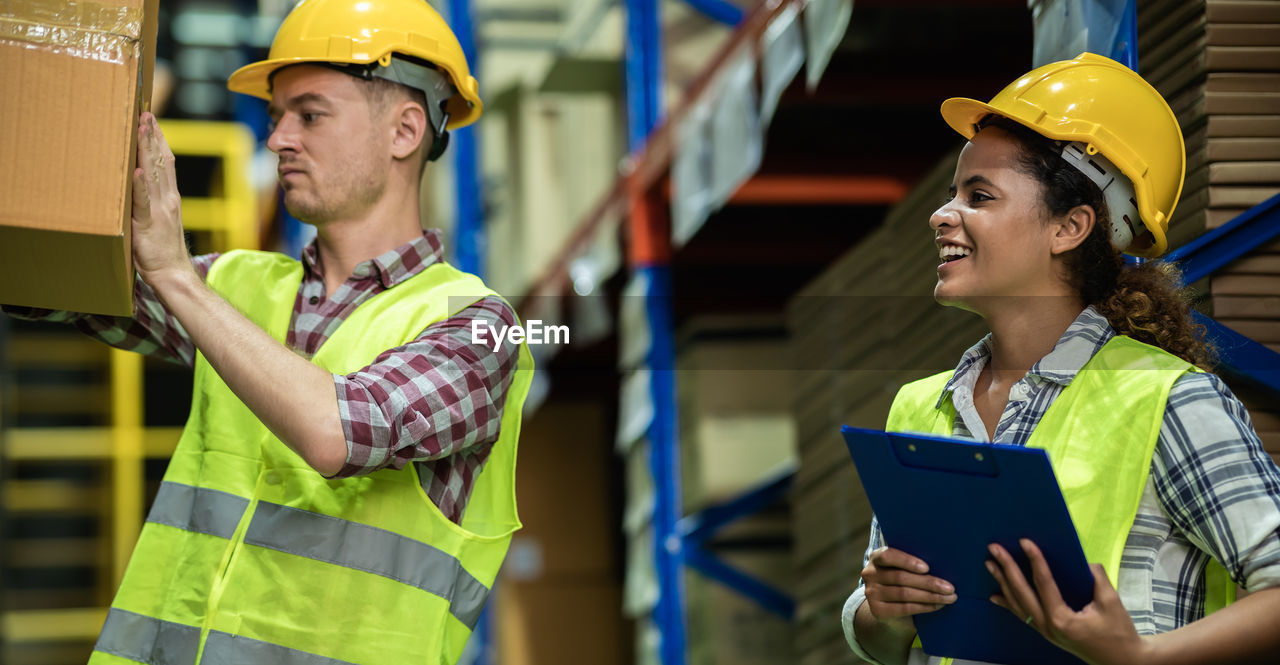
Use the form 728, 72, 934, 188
982, 116, 1216, 369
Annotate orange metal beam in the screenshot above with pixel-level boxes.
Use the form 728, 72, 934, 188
728, 174, 910, 205
628, 175, 672, 266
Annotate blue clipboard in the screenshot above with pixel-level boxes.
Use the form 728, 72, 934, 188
842, 426, 1094, 665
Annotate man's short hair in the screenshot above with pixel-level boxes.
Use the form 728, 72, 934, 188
358, 77, 433, 171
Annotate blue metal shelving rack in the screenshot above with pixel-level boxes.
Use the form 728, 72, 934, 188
450, 0, 484, 279
620, 2, 788, 664
621, 0, 687, 661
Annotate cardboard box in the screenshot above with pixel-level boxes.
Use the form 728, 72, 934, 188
496, 581, 630, 665
503, 401, 617, 581
0, 0, 158, 315
675, 323, 799, 511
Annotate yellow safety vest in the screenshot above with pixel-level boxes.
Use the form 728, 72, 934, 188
90, 250, 534, 665
889, 335, 1234, 661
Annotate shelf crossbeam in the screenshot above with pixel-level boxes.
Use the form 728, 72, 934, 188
677, 472, 795, 619
1164, 192, 1280, 396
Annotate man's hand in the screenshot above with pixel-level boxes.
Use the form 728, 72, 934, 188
987, 539, 1153, 665
132, 112, 194, 286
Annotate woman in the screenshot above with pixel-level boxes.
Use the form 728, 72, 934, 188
842, 53, 1280, 665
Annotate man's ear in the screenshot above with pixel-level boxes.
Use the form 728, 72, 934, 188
1051, 204, 1095, 255
389, 100, 428, 161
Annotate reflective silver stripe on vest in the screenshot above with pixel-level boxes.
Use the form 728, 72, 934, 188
93, 608, 200, 665
201, 630, 358, 665
245, 501, 491, 628
146, 481, 250, 540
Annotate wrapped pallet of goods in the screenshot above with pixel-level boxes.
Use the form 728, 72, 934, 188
1139, 0, 1280, 464
0, 0, 159, 315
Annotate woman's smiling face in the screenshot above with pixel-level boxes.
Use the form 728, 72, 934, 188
929, 125, 1067, 315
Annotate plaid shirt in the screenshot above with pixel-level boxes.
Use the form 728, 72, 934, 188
843, 307, 1280, 665
15, 230, 519, 525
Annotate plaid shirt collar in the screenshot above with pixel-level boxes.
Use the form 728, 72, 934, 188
937, 306, 1117, 409
300, 229, 446, 289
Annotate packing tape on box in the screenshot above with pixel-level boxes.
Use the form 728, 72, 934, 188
0, 0, 142, 65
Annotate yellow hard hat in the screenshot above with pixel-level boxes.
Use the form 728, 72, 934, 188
940, 52, 1184, 257
227, 0, 482, 129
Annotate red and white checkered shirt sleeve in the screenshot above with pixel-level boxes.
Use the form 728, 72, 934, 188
331, 295, 521, 477
3, 254, 220, 368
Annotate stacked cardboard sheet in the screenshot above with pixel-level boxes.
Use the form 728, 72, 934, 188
1139, 0, 1280, 463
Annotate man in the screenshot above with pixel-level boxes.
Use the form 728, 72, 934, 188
8, 1, 532, 663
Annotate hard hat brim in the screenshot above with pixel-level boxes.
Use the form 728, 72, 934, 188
939, 97, 999, 141
938, 96, 1169, 257
227, 56, 482, 130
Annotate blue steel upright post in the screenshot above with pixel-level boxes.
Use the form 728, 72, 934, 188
623, 0, 686, 662
1117, 0, 1138, 71
449, 0, 485, 278
445, 0, 491, 660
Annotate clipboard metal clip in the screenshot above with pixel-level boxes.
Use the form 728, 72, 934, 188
889, 434, 1002, 478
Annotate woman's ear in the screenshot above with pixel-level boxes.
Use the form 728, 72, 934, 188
1051, 204, 1095, 255
390, 100, 428, 161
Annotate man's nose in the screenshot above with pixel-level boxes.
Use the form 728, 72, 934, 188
266, 118, 295, 154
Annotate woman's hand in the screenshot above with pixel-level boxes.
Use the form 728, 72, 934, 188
862, 546, 958, 629
987, 538, 1154, 665
853, 546, 957, 665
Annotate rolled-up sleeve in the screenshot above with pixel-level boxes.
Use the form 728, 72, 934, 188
1152, 372, 1280, 591
845, 515, 888, 664
331, 296, 520, 477
3, 253, 219, 368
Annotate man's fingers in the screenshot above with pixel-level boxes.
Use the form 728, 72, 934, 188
138, 114, 153, 163
138, 113, 164, 188
132, 167, 151, 223
145, 114, 178, 190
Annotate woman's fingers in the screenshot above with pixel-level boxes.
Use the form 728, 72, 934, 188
988, 542, 1044, 627
1021, 539, 1069, 620
865, 580, 954, 619
863, 547, 957, 620
986, 558, 1027, 619
868, 579, 957, 605
874, 567, 953, 593
869, 546, 931, 575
